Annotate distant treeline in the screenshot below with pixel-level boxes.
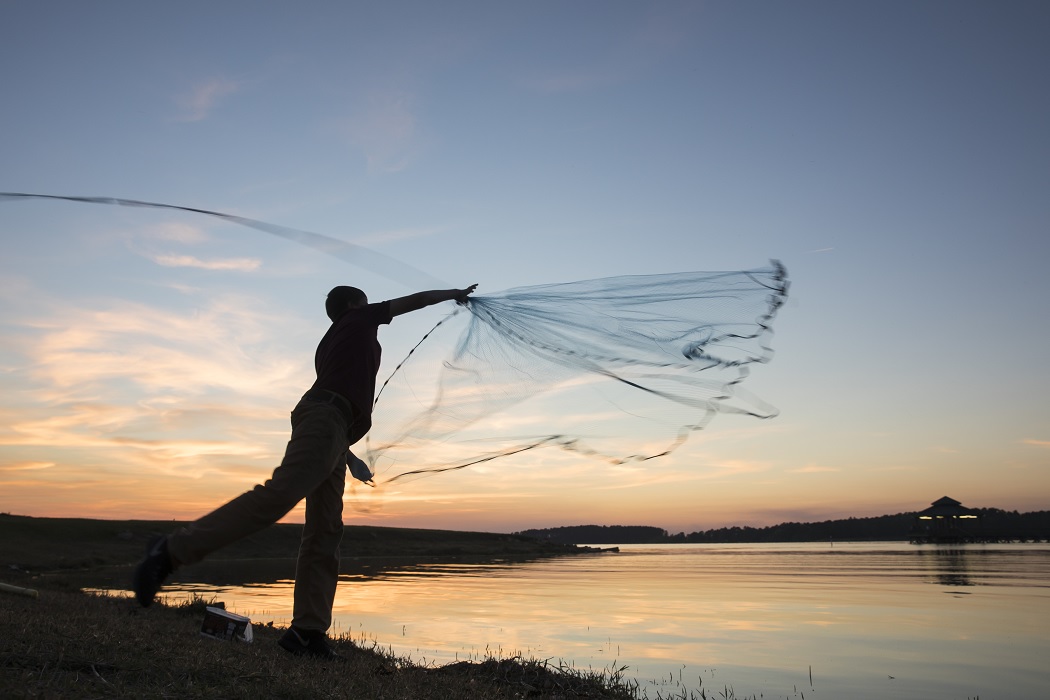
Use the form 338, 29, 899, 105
515, 508, 1050, 544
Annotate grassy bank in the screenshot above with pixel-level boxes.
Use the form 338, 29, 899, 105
0, 582, 638, 699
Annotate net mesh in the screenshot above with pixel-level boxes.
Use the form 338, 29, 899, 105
365, 263, 788, 484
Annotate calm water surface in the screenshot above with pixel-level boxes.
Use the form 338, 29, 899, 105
148, 542, 1050, 699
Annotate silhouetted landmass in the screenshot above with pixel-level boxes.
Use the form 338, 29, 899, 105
0, 513, 594, 574
516, 508, 1050, 544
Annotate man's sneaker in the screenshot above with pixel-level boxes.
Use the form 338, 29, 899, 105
278, 627, 343, 660
132, 535, 173, 607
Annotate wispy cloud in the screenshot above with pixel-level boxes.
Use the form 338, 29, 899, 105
340, 91, 421, 173
175, 77, 241, 122
21, 297, 307, 400
115, 221, 261, 271
0, 461, 55, 472
1023, 439, 1050, 448
0, 291, 314, 508
148, 253, 262, 271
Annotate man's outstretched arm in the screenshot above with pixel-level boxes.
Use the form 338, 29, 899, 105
388, 284, 477, 317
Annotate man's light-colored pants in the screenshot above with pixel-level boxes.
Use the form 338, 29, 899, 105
167, 399, 351, 632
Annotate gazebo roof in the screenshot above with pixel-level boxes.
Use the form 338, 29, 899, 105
918, 496, 979, 517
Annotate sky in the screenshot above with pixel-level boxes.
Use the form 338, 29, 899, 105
1, 0, 1048, 534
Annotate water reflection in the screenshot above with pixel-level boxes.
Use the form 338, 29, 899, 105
171, 554, 543, 586
104, 543, 1050, 700
75, 554, 552, 591
917, 546, 973, 587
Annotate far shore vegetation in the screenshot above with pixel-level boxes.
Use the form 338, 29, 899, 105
516, 507, 1050, 545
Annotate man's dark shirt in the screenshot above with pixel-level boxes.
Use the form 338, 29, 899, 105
310, 301, 393, 423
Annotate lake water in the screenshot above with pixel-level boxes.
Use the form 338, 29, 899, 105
141, 542, 1050, 699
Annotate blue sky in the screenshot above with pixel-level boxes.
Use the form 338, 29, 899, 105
2, 1, 1048, 532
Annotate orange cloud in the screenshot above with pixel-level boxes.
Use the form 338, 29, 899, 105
0, 461, 55, 472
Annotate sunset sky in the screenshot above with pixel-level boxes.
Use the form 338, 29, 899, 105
2, 1, 1048, 534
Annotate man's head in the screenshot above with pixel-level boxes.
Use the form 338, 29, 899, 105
326, 286, 368, 322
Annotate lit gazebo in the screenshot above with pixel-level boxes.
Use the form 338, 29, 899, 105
910, 496, 983, 544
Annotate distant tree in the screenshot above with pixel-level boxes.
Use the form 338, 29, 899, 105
514, 525, 667, 544
515, 510, 1050, 544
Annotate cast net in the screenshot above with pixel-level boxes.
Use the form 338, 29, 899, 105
364, 263, 788, 484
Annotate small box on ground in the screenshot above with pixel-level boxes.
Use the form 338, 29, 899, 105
200, 606, 253, 643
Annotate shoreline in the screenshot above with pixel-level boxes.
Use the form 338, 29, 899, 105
0, 513, 600, 572
1, 511, 617, 598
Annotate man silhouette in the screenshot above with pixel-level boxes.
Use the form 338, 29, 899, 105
133, 283, 477, 658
